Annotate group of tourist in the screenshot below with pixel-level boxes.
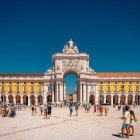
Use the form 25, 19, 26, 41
31, 103, 52, 119
92, 104, 109, 116
68, 103, 110, 117
98, 105, 109, 116
120, 105, 137, 138
69, 103, 79, 117
0, 103, 16, 118
84, 103, 91, 113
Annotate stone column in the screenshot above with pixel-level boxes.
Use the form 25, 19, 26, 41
95, 84, 99, 105
83, 84, 86, 102
55, 83, 58, 103
63, 83, 66, 101
104, 95, 106, 104
86, 84, 88, 102
28, 96, 30, 106
59, 83, 63, 102
21, 95, 23, 104
35, 95, 37, 105
57, 84, 60, 102
132, 94, 135, 104
51, 84, 54, 103
43, 84, 47, 104
87, 85, 91, 102
80, 84, 83, 103
111, 94, 114, 105
118, 94, 121, 104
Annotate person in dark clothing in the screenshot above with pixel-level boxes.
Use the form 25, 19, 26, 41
47, 103, 52, 119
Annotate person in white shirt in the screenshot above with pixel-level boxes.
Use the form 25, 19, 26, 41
121, 105, 130, 138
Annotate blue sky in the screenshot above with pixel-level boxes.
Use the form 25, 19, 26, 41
0, 0, 140, 74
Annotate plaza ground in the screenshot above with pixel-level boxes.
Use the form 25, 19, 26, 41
0, 106, 140, 140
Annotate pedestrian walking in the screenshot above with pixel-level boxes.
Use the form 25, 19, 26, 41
69, 103, 73, 117
44, 105, 48, 119
120, 105, 131, 138
75, 104, 79, 116
34, 106, 37, 115
31, 105, 35, 116
47, 103, 52, 119
105, 106, 108, 116
85, 103, 90, 113
129, 110, 137, 136
40, 104, 43, 115
99, 105, 104, 116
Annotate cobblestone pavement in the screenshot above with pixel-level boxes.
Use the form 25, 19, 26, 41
0, 106, 140, 140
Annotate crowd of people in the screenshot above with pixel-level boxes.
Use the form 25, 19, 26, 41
0, 103, 16, 117
1, 101, 138, 139
31, 103, 52, 119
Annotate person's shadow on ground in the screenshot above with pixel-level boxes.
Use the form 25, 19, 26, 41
112, 134, 122, 138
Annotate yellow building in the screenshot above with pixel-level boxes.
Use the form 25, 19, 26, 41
0, 40, 140, 106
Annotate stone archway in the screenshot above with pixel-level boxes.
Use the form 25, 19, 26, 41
135, 94, 140, 105
8, 95, 13, 103
99, 95, 104, 104
106, 94, 111, 105
120, 94, 126, 105
128, 94, 133, 105
16, 95, 21, 104
113, 95, 118, 105
37, 95, 43, 105
47, 95, 52, 103
23, 95, 28, 105
89, 94, 95, 105
30, 95, 35, 105
63, 70, 79, 103
44, 39, 97, 104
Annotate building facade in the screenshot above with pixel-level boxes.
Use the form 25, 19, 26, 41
0, 39, 140, 105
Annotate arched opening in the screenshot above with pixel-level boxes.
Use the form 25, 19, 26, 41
106, 94, 111, 105
8, 95, 13, 103
128, 94, 133, 105
113, 95, 118, 105
23, 95, 28, 105
99, 95, 104, 104
1, 95, 6, 102
38, 95, 43, 105
47, 95, 52, 103
120, 94, 126, 105
64, 71, 78, 102
16, 95, 21, 104
89, 95, 95, 105
30, 95, 35, 105
135, 94, 140, 105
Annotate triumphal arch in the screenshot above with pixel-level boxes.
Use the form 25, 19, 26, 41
0, 39, 140, 106
44, 39, 98, 104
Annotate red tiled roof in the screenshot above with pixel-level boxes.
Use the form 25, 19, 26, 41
98, 73, 140, 77
0, 73, 43, 77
